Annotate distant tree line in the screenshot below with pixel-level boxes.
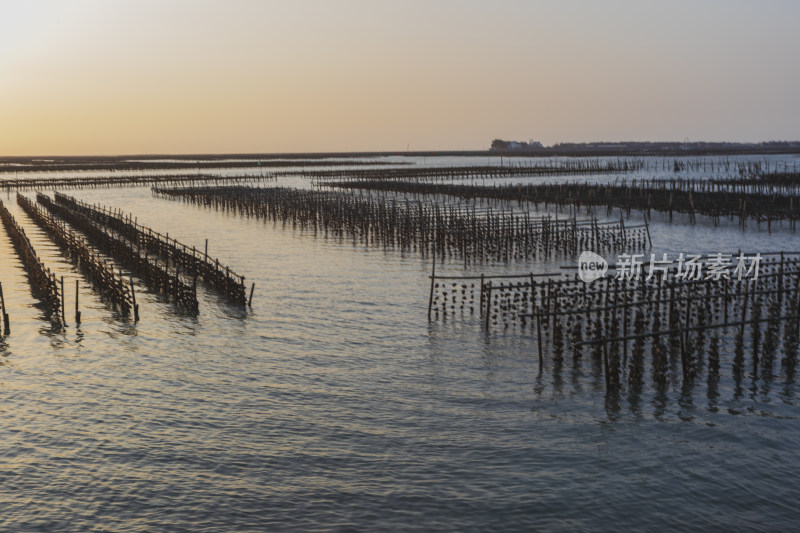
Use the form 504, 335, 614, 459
490, 139, 544, 151
490, 139, 800, 154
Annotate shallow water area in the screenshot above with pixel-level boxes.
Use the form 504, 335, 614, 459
0, 156, 799, 531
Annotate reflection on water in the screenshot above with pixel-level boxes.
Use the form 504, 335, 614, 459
0, 156, 799, 531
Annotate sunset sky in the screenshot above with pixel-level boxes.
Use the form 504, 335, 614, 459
1, 0, 798, 155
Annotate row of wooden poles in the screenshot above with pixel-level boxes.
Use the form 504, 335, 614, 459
1, 156, 795, 177
18, 194, 138, 320
152, 185, 650, 263
332, 174, 800, 198
0, 187, 250, 326
730, 159, 799, 177
630, 175, 800, 196
732, 171, 800, 185
0, 199, 62, 326
327, 179, 800, 227
606, 157, 797, 174
430, 252, 800, 391
294, 160, 646, 184
0, 159, 407, 174
298, 158, 800, 183
2, 158, 796, 189
37, 194, 200, 313
0, 173, 274, 191
53, 193, 250, 306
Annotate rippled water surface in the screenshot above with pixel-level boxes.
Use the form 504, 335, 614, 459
1, 156, 800, 531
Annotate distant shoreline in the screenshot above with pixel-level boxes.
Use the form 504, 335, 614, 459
1, 146, 799, 162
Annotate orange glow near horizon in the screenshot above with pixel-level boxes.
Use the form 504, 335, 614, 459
1, 0, 799, 156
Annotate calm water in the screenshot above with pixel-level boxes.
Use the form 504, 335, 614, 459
1, 156, 799, 531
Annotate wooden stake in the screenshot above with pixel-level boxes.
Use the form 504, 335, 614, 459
75, 279, 80, 324
61, 276, 66, 325
130, 274, 139, 321
0, 281, 8, 335
536, 309, 543, 370
427, 248, 436, 321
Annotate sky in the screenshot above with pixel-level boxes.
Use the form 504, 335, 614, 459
1, 0, 799, 155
